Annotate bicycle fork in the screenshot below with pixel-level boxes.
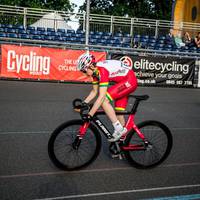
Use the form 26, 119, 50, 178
72, 122, 90, 150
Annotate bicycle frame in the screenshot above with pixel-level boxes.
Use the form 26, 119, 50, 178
78, 110, 146, 151
77, 95, 150, 151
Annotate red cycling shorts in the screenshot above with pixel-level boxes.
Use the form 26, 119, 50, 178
106, 70, 138, 111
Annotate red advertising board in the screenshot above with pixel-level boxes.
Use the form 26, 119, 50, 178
0, 45, 106, 82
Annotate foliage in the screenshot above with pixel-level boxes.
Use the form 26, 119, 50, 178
0, 0, 75, 25
1, 0, 173, 20
0, 0, 74, 12
79, 0, 173, 20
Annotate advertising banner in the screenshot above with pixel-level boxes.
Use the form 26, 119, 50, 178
111, 54, 195, 87
0, 45, 106, 82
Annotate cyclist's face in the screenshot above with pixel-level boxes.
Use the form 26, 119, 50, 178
85, 65, 94, 76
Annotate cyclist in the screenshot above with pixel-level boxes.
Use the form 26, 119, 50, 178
77, 53, 138, 142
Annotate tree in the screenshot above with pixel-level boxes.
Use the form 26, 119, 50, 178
79, 0, 173, 20
0, 0, 74, 12
0, 0, 75, 25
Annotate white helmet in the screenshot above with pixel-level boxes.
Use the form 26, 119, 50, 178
77, 53, 95, 72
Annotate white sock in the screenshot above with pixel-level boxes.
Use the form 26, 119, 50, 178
112, 120, 123, 132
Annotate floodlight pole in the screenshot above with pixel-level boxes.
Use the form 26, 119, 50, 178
85, 0, 90, 52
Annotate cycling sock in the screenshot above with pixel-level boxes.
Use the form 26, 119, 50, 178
112, 120, 124, 132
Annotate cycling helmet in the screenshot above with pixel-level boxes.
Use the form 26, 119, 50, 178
77, 53, 95, 72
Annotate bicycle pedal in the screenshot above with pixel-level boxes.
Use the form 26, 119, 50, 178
111, 154, 123, 160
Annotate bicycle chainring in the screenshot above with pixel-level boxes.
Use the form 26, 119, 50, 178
109, 142, 120, 155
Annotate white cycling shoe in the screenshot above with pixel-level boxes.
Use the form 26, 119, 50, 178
108, 128, 127, 142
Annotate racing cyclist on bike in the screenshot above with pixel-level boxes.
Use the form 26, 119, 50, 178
77, 53, 138, 142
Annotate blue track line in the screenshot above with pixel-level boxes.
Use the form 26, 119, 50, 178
144, 194, 200, 200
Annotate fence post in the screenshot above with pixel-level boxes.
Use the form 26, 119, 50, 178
83, 13, 86, 31
23, 8, 27, 28
155, 20, 159, 37
130, 18, 134, 37
110, 16, 114, 34
54, 11, 58, 30
85, 0, 90, 49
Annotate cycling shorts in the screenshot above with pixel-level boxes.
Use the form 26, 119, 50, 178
106, 70, 138, 111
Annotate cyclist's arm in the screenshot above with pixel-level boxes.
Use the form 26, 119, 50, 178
84, 84, 98, 103
88, 67, 109, 116
88, 86, 107, 116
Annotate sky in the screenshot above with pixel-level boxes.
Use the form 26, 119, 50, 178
67, 0, 85, 30
70, 0, 85, 12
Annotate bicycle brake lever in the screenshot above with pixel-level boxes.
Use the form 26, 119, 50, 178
72, 98, 83, 109
80, 102, 90, 115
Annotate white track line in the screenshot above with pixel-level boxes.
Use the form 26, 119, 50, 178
0, 131, 50, 135
0, 162, 200, 179
34, 184, 200, 200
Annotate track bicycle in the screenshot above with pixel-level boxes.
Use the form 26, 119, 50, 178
48, 95, 173, 171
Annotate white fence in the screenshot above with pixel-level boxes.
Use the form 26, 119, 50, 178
1, 4, 200, 37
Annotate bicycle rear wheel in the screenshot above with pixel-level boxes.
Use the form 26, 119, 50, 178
124, 120, 173, 169
48, 119, 101, 171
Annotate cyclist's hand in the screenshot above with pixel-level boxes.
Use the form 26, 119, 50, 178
73, 98, 83, 110
74, 108, 81, 112
73, 99, 90, 109
81, 114, 93, 122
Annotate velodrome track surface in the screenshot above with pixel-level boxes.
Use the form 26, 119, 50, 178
0, 80, 200, 200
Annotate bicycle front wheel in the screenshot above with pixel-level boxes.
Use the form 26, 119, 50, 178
48, 119, 101, 171
124, 120, 173, 169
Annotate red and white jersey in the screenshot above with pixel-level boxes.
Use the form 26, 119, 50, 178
93, 60, 133, 87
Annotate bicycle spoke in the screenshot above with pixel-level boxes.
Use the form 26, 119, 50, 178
48, 121, 101, 170
124, 121, 172, 168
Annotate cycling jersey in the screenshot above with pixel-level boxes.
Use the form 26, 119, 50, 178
92, 60, 132, 86
92, 60, 138, 111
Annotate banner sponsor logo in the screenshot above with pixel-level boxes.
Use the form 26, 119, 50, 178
0, 45, 106, 82
58, 59, 78, 72
111, 54, 195, 87
120, 56, 133, 68
7, 50, 50, 75
134, 59, 189, 75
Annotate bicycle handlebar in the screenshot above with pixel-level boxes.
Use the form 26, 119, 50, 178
72, 98, 83, 109
72, 99, 92, 115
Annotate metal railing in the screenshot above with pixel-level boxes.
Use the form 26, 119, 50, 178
0, 4, 200, 60
1, 4, 200, 37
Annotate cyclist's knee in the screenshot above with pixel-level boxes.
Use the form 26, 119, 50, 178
101, 98, 110, 108
103, 97, 110, 104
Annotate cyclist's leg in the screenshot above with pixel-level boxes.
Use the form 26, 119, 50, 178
106, 72, 137, 120
117, 115, 125, 126
106, 89, 129, 128
115, 97, 128, 126
102, 71, 137, 141
101, 97, 119, 123
106, 75, 137, 110
101, 98, 125, 141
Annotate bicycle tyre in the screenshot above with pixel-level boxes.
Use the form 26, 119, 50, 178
124, 120, 173, 169
48, 119, 102, 171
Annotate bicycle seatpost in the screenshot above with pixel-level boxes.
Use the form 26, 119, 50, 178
129, 95, 149, 114
131, 101, 138, 114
